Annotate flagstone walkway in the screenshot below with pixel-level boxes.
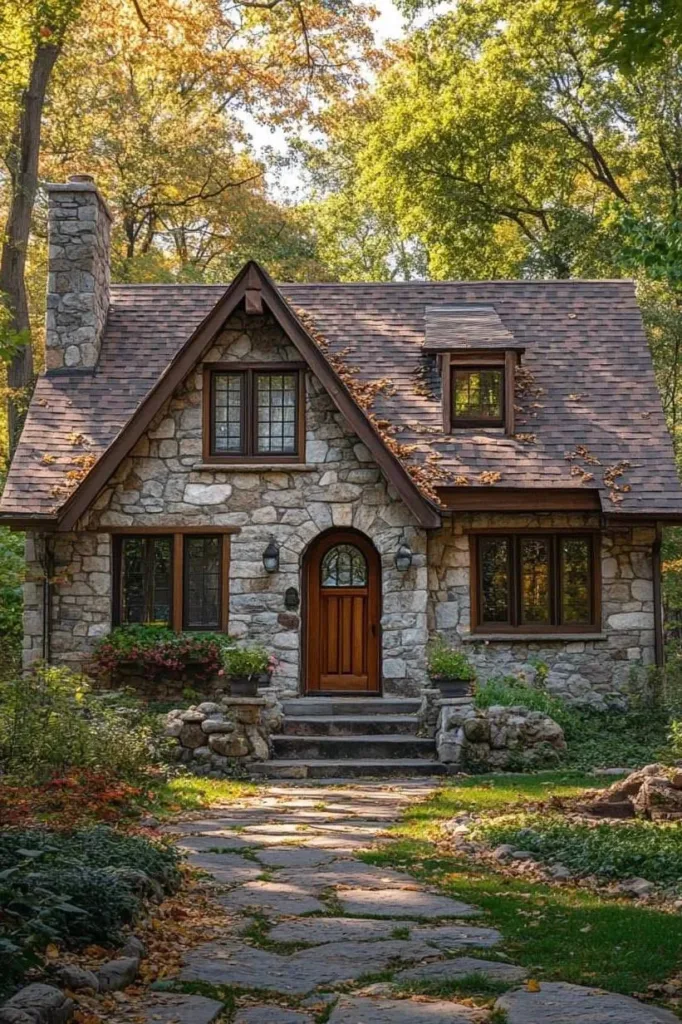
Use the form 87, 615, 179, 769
142, 781, 679, 1024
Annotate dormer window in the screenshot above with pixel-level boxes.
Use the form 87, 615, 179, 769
453, 365, 504, 427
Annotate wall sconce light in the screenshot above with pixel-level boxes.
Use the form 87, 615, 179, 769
262, 538, 280, 573
395, 540, 413, 572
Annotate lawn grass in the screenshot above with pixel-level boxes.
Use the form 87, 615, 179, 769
147, 774, 258, 816
362, 772, 682, 1001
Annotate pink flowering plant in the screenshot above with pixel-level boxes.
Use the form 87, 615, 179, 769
92, 626, 234, 683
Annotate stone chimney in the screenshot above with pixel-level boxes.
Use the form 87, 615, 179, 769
45, 174, 112, 371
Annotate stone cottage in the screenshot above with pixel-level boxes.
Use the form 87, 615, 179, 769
1, 175, 681, 767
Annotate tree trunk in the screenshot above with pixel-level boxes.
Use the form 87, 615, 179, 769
1, 41, 61, 456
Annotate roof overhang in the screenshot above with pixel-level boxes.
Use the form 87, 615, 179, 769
437, 487, 601, 513
0, 514, 58, 531
55, 261, 441, 532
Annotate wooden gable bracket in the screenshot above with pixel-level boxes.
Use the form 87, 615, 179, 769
245, 264, 263, 314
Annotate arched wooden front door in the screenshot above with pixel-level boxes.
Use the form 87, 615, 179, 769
304, 530, 381, 694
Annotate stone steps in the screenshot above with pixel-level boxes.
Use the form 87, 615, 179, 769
282, 715, 420, 737
282, 698, 422, 717
251, 758, 447, 778
272, 734, 436, 761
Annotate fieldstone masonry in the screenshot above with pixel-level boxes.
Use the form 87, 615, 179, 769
428, 514, 656, 709
45, 175, 112, 371
22, 300, 659, 707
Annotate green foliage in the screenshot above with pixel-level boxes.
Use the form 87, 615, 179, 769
224, 643, 272, 679
0, 825, 179, 998
668, 718, 682, 757
427, 639, 476, 680
91, 626, 234, 682
0, 663, 161, 781
472, 812, 682, 887
0, 527, 23, 674
564, 707, 672, 770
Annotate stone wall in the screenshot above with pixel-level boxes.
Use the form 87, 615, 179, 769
428, 513, 656, 709
23, 307, 429, 695
45, 176, 111, 371
435, 702, 567, 771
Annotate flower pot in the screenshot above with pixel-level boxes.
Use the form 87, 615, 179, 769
431, 677, 473, 698
229, 675, 259, 697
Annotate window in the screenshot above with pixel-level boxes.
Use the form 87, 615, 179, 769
473, 533, 599, 633
321, 544, 368, 588
114, 532, 229, 631
205, 364, 304, 462
453, 366, 504, 426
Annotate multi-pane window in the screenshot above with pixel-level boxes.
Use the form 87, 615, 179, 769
453, 367, 504, 426
475, 533, 598, 632
115, 533, 226, 631
118, 536, 172, 626
208, 366, 302, 460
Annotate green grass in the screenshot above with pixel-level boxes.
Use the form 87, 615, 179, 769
362, 773, 682, 1002
148, 774, 258, 816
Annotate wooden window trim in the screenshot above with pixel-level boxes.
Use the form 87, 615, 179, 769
446, 351, 516, 434
112, 529, 231, 633
182, 534, 225, 632
203, 362, 306, 464
469, 530, 601, 635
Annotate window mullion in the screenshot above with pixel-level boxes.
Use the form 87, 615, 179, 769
552, 536, 560, 627
511, 536, 519, 627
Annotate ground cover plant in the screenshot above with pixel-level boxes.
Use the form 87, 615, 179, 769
363, 773, 682, 1000
92, 626, 233, 684
0, 825, 181, 999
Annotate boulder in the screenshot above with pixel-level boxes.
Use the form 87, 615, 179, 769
96, 957, 140, 992
179, 723, 206, 749
580, 764, 682, 820
0, 986, 74, 1024
201, 718, 235, 735
55, 967, 99, 993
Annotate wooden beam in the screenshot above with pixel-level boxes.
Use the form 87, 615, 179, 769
438, 487, 601, 512
172, 533, 184, 632
504, 349, 516, 436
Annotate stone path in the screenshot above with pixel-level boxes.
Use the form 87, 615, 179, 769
151, 781, 679, 1023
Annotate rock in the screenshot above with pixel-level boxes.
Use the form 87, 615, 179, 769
179, 723, 206, 748
201, 718, 235, 735
180, 710, 206, 723
581, 764, 682, 820
267, 917, 499, 949
196, 702, 222, 716
139, 816, 159, 829
164, 719, 183, 737
548, 864, 572, 880
622, 877, 655, 897
187, 852, 262, 884
96, 957, 139, 992
510, 850, 535, 861
208, 732, 249, 758
328, 996, 480, 1023
121, 936, 146, 959
437, 705, 565, 771
496, 981, 680, 1022
55, 966, 99, 992
670, 771, 682, 790
219, 881, 325, 916
493, 844, 515, 861
253, 847, 337, 868
234, 1010, 314, 1024
0, 986, 74, 1024
395, 956, 527, 984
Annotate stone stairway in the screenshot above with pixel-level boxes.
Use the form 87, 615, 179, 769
258, 697, 447, 778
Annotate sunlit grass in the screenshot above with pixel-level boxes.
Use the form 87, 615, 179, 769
148, 774, 258, 816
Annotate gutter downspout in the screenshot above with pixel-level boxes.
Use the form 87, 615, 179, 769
652, 522, 664, 669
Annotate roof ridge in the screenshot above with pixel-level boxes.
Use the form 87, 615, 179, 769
109, 278, 637, 289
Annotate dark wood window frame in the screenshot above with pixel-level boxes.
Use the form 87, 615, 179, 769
202, 362, 306, 464
112, 528, 233, 632
443, 350, 517, 435
469, 529, 601, 635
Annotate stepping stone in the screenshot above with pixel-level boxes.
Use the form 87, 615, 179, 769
339, 887, 481, 919
496, 982, 681, 1022
396, 956, 527, 984
254, 848, 338, 868
277, 862, 420, 892
328, 996, 481, 1023
268, 918, 502, 949
181, 938, 444, 995
187, 852, 263, 884
414, 924, 503, 950
176, 835, 256, 853
234, 1009, 314, 1024
218, 881, 325, 916
137, 994, 224, 1024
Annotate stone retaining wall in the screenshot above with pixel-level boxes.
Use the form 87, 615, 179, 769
164, 696, 281, 774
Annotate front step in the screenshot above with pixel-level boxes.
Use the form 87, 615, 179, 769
251, 758, 446, 779
282, 698, 421, 717
282, 715, 420, 737
272, 734, 436, 761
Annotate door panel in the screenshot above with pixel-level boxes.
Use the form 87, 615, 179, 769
305, 531, 380, 694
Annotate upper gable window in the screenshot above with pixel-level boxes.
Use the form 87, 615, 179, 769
204, 364, 304, 463
453, 366, 504, 427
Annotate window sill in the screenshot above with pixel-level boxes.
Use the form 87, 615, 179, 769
463, 632, 607, 643
195, 463, 318, 473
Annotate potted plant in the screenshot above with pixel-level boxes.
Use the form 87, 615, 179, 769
224, 644, 272, 697
427, 639, 476, 697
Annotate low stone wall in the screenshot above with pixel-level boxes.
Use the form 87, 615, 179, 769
164, 695, 283, 776
436, 702, 566, 771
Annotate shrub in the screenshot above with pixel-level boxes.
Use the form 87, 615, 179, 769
224, 643, 273, 679
0, 526, 24, 674
91, 625, 233, 682
0, 663, 162, 782
474, 674, 576, 732
0, 825, 180, 998
427, 639, 476, 681
471, 811, 682, 887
